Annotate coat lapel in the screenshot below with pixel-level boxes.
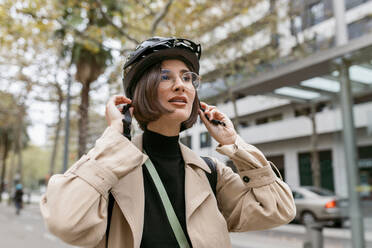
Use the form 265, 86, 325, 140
111, 134, 146, 248
180, 143, 213, 220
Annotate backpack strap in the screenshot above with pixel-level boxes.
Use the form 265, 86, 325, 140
105, 193, 115, 248
105, 156, 218, 247
201, 156, 217, 197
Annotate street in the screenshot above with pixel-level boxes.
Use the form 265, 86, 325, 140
0, 202, 73, 248
1, 202, 372, 248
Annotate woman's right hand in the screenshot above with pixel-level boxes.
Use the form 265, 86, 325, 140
105, 95, 132, 133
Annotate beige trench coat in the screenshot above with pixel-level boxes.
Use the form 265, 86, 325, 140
40, 127, 296, 248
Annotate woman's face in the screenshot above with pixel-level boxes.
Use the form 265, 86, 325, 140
157, 59, 197, 124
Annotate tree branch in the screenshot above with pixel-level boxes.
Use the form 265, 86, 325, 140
138, 0, 156, 16
95, 0, 139, 45
17, 9, 129, 54
151, 0, 174, 35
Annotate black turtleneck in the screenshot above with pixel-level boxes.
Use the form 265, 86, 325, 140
140, 129, 192, 248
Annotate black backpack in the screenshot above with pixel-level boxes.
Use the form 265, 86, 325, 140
105, 156, 217, 247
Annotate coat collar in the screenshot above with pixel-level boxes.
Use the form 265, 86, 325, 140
132, 133, 211, 173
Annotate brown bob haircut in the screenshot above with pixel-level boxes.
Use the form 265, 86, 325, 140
132, 61, 200, 131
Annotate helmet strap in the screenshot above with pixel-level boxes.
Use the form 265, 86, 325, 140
121, 104, 132, 141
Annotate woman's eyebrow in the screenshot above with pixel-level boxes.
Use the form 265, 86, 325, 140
160, 69, 171, 73
179, 69, 190, 74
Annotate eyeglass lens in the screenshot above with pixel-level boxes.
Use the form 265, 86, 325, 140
160, 69, 200, 89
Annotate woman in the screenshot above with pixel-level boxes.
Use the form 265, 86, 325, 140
40, 37, 295, 248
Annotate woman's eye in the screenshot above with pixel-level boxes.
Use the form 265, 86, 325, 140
183, 75, 192, 82
161, 74, 170, 80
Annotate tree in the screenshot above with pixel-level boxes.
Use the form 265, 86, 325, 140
0, 92, 18, 202
2, 0, 278, 159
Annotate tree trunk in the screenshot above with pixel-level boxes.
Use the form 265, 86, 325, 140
16, 106, 25, 184
310, 104, 321, 188
49, 89, 63, 176
17, 116, 23, 183
7, 143, 17, 205
0, 133, 10, 202
78, 82, 91, 157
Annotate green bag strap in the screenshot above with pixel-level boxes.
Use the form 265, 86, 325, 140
144, 158, 191, 248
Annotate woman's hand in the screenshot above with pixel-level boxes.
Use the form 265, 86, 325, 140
105, 95, 132, 133
199, 102, 237, 146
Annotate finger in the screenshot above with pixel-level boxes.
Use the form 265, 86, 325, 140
109, 95, 129, 106
208, 109, 219, 121
212, 109, 225, 120
114, 95, 131, 106
199, 101, 208, 110
115, 96, 131, 105
204, 106, 218, 120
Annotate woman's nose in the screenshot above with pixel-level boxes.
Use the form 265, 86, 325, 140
172, 75, 185, 91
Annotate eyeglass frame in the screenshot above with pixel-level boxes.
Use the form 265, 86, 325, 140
160, 69, 201, 90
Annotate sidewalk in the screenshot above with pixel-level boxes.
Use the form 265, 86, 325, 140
272, 221, 372, 241
2, 193, 372, 248
230, 221, 372, 248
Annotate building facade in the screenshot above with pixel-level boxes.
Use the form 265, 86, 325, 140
181, 0, 372, 199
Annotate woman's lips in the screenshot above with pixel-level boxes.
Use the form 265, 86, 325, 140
169, 101, 187, 106
168, 96, 187, 106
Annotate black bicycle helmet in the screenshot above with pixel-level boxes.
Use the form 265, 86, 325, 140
123, 37, 202, 99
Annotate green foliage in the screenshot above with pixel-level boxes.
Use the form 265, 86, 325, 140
19, 145, 50, 189
1, 0, 286, 165
0, 91, 18, 128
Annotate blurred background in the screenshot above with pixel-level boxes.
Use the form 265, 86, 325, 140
0, 0, 372, 247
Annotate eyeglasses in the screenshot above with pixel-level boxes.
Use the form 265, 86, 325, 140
160, 69, 201, 89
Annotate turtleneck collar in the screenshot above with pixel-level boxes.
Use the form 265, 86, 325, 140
143, 128, 181, 156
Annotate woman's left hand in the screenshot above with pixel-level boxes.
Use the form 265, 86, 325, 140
199, 102, 237, 146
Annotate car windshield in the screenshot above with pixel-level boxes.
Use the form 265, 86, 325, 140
306, 187, 335, 196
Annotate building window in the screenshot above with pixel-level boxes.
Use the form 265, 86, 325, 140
298, 150, 334, 192
348, 18, 372, 40
269, 113, 283, 122
200, 132, 211, 148
256, 117, 268, 125
295, 103, 326, 117
358, 145, 372, 200
238, 120, 250, 128
308, 1, 325, 26
345, 0, 369, 10
255, 114, 283, 125
180, 135, 192, 149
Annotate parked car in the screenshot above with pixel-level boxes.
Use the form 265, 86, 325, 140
291, 186, 349, 227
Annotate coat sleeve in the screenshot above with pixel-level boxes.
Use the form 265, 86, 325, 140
213, 135, 296, 232
40, 127, 147, 247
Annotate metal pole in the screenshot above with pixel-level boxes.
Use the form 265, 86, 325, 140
332, 0, 348, 46
62, 72, 72, 173
339, 60, 365, 248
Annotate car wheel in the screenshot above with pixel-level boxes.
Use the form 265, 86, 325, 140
301, 211, 316, 225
